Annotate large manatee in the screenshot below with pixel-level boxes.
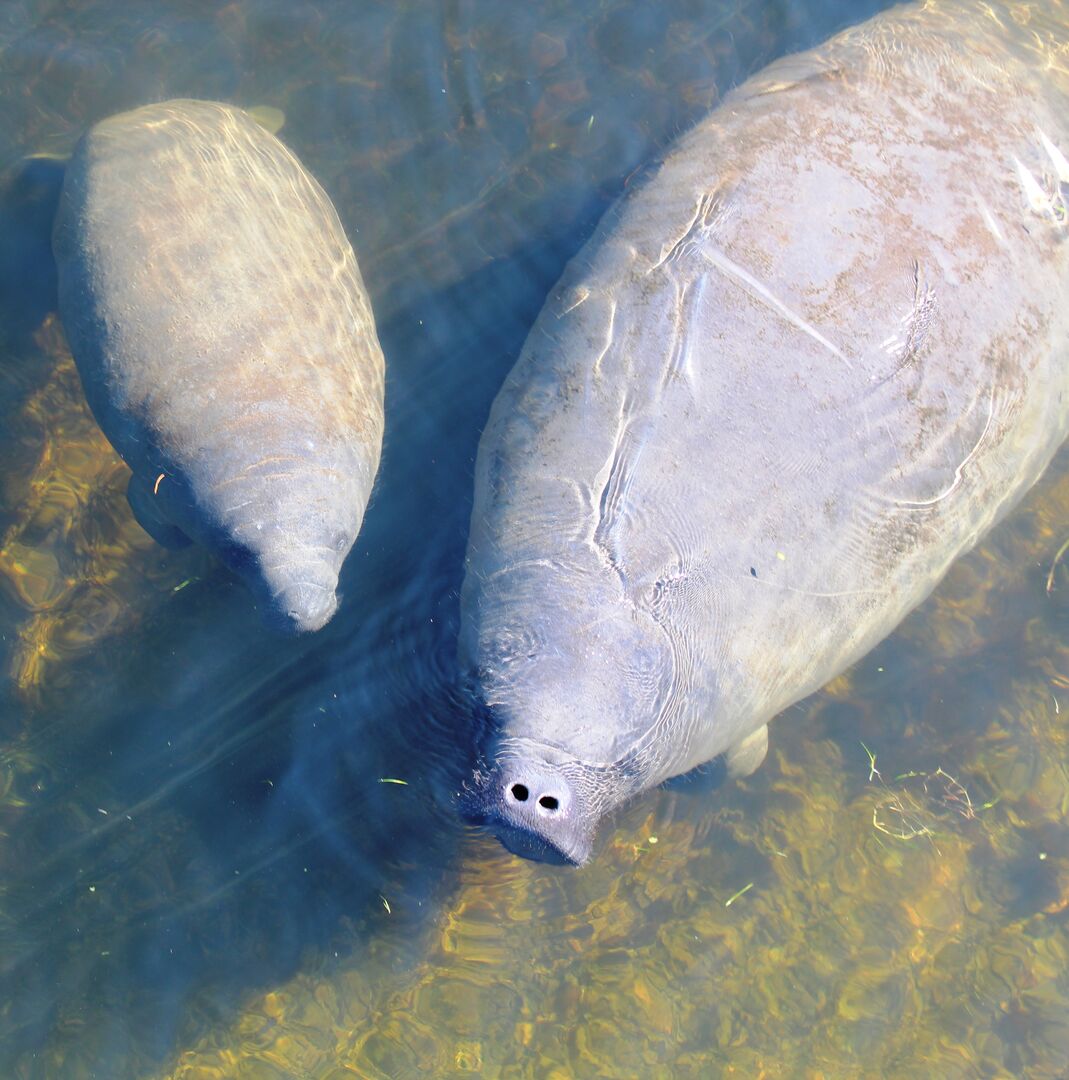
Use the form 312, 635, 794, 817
460, 0, 1069, 863
53, 100, 384, 632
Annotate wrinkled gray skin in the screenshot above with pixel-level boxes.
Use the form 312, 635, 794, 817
53, 100, 384, 633
461, 0, 1069, 864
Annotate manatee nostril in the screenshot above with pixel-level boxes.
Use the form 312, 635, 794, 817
486, 767, 587, 863
506, 785, 561, 810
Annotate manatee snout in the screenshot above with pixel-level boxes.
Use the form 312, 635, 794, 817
266, 565, 340, 635
463, 747, 599, 866
246, 543, 345, 635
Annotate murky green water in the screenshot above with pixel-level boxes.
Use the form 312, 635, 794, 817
1, 1, 1068, 1077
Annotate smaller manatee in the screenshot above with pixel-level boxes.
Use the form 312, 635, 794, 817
53, 99, 385, 632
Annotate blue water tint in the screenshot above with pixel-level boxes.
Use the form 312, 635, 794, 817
9, 0, 1064, 1076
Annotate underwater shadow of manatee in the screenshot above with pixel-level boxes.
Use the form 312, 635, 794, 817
0, 156, 63, 350
0, 219, 601, 1074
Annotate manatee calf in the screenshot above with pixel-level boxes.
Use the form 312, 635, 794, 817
460, 0, 1069, 863
53, 100, 384, 632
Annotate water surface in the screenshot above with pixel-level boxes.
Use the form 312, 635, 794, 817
1, 1, 1067, 1077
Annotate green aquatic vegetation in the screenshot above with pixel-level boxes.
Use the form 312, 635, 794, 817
722, 882, 754, 908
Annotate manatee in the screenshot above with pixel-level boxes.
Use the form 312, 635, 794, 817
459, 0, 1069, 863
52, 99, 384, 633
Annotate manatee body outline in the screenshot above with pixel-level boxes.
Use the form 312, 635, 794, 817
460, 0, 1069, 863
53, 99, 385, 633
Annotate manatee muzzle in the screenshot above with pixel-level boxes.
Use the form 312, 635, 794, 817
463, 748, 599, 866
234, 543, 341, 634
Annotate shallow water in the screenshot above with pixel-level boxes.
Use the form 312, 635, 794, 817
1, 1, 1068, 1077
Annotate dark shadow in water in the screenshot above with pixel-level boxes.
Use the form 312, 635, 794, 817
0, 157, 63, 350
0, 223, 584, 1073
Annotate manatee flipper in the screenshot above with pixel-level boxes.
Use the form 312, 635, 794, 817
725, 725, 769, 779
126, 472, 191, 549
246, 105, 285, 135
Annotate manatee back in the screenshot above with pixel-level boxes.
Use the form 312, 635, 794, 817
53, 99, 385, 631
462, 0, 1069, 779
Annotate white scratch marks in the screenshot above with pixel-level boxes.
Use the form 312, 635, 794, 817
871, 261, 936, 384
701, 246, 853, 368
663, 274, 707, 388
1015, 147, 1067, 223
592, 298, 618, 380
973, 189, 1007, 246
1016, 155, 1052, 212
650, 191, 734, 271
892, 385, 997, 510
1039, 129, 1069, 183
562, 286, 590, 314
